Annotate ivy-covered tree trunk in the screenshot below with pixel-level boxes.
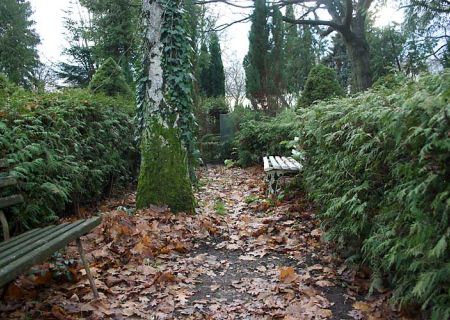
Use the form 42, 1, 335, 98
136, 0, 196, 213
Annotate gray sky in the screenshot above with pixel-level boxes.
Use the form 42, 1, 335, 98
29, 0, 403, 67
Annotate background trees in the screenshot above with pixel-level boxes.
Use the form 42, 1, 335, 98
0, 0, 40, 88
58, 0, 140, 87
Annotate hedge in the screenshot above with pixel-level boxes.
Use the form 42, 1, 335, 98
0, 88, 136, 232
298, 71, 450, 318
236, 109, 299, 167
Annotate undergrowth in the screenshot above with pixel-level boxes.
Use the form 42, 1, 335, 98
298, 71, 450, 319
0, 87, 136, 232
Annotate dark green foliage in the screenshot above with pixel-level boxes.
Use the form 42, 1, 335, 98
367, 24, 406, 81
0, 0, 40, 87
88, 57, 132, 97
298, 64, 344, 108
0, 89, 136, 232
284, 5, 315, 94
235, 110, 299, 167
196, 97, 229, 137
198, 43, 211, 97
323, 34, 351, 89
59, 0, 140, 87
245, 0, 269, 109
197, 33, 225, 98
297, 71, 450, 318
207, 33, 225, 97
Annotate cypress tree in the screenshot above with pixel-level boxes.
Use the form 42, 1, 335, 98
283, 5, 315, 95
198, 42, 211, 96
207, 32, 225, 97
245, 0, 269, 109
268, 5, 285, 110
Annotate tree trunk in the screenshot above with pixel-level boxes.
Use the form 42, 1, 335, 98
344, 34, 372, 92
342, 7, 373, 93
136, 0, 195, 213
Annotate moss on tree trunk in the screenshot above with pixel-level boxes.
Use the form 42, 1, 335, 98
136, 119, 195, 213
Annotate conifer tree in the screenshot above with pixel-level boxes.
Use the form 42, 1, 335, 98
0, 0, 40, 87
198, 43, 211, 96
268, 5, 285, 109
88, 57, 132, 97
245, 0, 269, 110
207, 32, 225, 97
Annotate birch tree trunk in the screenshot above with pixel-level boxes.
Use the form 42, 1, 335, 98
136, 0, 195, 213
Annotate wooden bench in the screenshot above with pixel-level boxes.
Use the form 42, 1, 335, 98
263, 156, 302, 194
0, 159, 101, 298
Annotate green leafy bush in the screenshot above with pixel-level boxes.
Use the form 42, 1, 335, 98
88, 57, 132, 97
298, 71, 450, 318
298, 64, 344, 108
236, 109, 299, 167
0, 88, 136, 232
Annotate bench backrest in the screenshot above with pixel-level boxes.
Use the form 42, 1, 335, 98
0, 159, 24, 241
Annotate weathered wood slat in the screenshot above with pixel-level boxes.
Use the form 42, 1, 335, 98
283, 157, 300, 171
287, 157, 302, 170
275, 156, 290, 170
0, 216, 101, 288
0, 195, 24, 209
263, 157, 271, 171
0, 176, 17, 188
281, 157, 298, 171
0, 228, 46, 252
0, 223, 72, 264
268, 156, 280, 170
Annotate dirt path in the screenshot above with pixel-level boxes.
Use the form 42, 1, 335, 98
0, 166, 400, 319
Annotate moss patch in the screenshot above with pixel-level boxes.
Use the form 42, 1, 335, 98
136, 119, 195, 213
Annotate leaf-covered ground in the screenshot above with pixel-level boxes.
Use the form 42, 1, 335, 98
0, 166, 406, 319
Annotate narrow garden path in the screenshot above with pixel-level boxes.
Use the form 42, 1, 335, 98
1, 166, 402, 319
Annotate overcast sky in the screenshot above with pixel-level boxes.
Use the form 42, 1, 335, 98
29, 0, 403, 67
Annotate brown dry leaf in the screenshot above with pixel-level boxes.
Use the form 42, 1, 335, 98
353, 301, 374, 313
279, 267, 298, 284
316, 280, 334, 287
51, 305, 68, 320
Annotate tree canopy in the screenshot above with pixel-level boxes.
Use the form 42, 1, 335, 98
0, 0, 40, 87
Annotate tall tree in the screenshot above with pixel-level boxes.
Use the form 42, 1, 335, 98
245, 0, 270, 110
323, 34, 351, 89
59, 0, 140, 87
136, 0, 196, 212
0, 0, 40, 87
402, 0, 450, 68
367, 23, 406, 81
267, 5, 285, 110
282, 0, 375, 92
198, 42, 211, 96
80, 0, 140, 84
207, 32, 225, 97
283, 4, 315, 96
58, 1, 96, 87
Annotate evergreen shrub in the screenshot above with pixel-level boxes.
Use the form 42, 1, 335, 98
236, 109, 299, 167
298, 71, 450, 318
88, 57, 132, 97
298, 64, 344, 108
0, 88, 136, 232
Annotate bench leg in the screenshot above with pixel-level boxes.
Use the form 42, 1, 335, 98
76, 238, 99, 299
267, 171, 279, 195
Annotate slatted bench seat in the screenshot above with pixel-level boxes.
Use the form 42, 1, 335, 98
263, 156, 302, 194
0, 159, 101, 298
